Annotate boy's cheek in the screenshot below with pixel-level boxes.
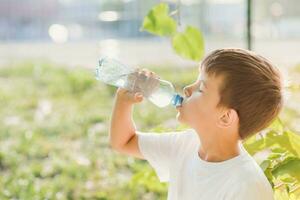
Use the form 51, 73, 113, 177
184, 100, 206, 121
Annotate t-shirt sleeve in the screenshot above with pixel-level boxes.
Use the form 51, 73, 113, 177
136, 129, 194, 182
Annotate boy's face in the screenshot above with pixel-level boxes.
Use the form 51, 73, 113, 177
176, 69, 224, 131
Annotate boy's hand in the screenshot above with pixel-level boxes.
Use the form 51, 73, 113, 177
116, 87, 144, 105
115, 68, 159, 105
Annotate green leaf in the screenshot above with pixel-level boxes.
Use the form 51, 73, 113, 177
243, 135, 265, 155
141, 3, 177, 36
280, 175, 296, 184
244, 130, 297, 156
268, 153, 282, 160
272, 157, 300, 182
244, 129, 299, 158
272, 148, 287, 154
265, 131, 299, 157
266, 169, 274, 185
260, 160, 271, 171
172, 26, 205, 61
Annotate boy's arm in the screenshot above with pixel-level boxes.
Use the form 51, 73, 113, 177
109, 88, 144, 159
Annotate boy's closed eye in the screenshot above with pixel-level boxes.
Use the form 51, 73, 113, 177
196, 81, 205, 93
198, 88, 203, 93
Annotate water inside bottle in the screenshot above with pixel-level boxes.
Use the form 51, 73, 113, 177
95, 58, 135, 89
148, 83, 175, 107
95, 57, 182, 107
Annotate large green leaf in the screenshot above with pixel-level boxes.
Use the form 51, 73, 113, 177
265, 131, 299, 157
141, 3, 177, 36
272, 157, 300, 182
244, 130, 299, 157
172, 26, 205, 61
243, 135, 266, 155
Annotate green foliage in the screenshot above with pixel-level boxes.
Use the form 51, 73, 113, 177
141, 3, 205, 61
172, 26, 205, 61
129, 164, 168, 198
244, 119, 300, 199
141, 3, 177, 36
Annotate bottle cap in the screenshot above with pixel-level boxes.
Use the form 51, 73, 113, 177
172, 94, 184, 107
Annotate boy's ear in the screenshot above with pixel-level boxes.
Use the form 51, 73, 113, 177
216, 108, 238, 128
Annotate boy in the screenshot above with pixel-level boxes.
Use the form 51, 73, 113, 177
109, 48, 283, 200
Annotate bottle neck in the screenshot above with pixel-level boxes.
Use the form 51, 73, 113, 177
172, 94, 184, 107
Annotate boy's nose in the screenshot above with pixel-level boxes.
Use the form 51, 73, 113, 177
183, 86, 192, 97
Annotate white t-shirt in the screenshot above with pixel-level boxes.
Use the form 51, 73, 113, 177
137, 129, 274, 200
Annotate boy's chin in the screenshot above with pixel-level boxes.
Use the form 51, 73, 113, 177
176, 112, 185, 123
176, 112, 191, 127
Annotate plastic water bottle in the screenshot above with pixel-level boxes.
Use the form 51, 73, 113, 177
95, 57, 183, 108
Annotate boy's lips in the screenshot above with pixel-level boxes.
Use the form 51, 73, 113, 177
176, 103, 183, 110
176, 98, 186, 111
175, 96, 186, 110
176, 98, 185, 110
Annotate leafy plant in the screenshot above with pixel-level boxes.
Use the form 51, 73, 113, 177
244, 119, 300, 199
141, 3, 205, 61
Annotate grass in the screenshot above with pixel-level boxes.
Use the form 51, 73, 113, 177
0, 61, 197, 200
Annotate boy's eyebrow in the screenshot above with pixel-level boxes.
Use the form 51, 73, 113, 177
197, 74, 208, 88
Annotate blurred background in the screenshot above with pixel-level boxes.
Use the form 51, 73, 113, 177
1, 0, 300, 68
0, 0, 300, 199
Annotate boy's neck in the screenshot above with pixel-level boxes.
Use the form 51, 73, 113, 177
197, 131, 241, 163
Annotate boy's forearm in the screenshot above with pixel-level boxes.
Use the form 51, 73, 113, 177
109, 97, 136, 149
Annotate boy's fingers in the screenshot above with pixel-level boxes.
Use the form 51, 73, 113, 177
135, 92, 143, 98
140, 68, 157, 78
134, 93, 143, 102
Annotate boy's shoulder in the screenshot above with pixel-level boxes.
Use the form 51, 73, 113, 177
223, 153, 274, 198
229, 151, 270, 185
